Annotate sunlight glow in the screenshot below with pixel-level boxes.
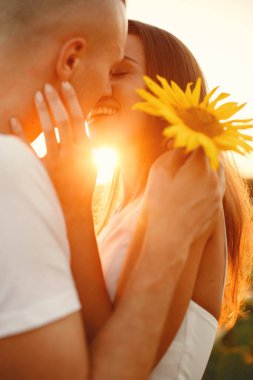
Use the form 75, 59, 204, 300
32, 134, 118, 185
93, 148, 118, 185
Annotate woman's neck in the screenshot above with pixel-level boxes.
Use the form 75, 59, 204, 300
118, 139, 165, 209
119, 145, 148, 208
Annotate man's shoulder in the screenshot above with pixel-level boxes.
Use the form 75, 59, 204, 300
0, 134, 38, 171
0, 134, 52, 192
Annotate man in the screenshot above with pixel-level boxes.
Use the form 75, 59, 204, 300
0, 1, 211, 379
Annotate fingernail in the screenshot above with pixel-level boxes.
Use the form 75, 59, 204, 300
35, 91, 44, 103
62, 81, 72, 91
44, 83, 54, 93
10, 117, 21, 132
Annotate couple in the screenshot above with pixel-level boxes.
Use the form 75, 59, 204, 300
0, 0, 252, 379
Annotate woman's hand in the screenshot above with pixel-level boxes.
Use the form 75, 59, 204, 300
143, 147, 225, 248
11, 84, 112, 340
11, 82, 96, 216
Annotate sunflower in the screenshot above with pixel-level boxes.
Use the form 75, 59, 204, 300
133, 76, 253, 170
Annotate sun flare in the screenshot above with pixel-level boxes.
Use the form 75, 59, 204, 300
93, 148, 118, 185
32, 133, 117, 185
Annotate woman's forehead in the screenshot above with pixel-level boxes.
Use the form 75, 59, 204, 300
124, 34, 146, 67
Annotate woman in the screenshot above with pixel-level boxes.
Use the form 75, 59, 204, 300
87, 20, 252, 378
12, 20, 252, 379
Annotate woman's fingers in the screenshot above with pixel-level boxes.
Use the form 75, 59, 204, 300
61, 82, 87, 145
44, 84, 73, 152
35, 91, 58, 156
11, 83, 88, 160
153, 146, 190, 178
217, 160, 226, 197
9, 117, 36, 155
10, 117, 27, 142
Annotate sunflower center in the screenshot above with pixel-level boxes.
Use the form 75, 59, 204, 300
176, 107, 223, 137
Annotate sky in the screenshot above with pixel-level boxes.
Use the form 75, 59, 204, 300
127, 0, 253, 177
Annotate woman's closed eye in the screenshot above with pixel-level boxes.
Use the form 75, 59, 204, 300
110, 70, 129, 78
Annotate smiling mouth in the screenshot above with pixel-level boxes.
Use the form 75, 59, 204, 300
87, 107, 119, 123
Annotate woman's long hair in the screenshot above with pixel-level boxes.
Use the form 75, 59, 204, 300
94, 19, 253, 328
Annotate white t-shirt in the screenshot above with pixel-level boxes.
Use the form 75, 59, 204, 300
0, 135, 81, 338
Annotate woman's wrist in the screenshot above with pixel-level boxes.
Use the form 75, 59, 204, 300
145, 212, 192, 250
142, 221, 190, 278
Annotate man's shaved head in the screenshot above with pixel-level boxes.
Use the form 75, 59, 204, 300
0, 0, 125, 43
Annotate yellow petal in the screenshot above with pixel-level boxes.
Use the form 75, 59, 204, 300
136, 88, 165, 108
197, 134, 219, 170
226, 130, 253, 142
171, 80, 192, 107
156, 75, 183, 107
208, 93, 231, 110
143, 76, 173, 107
191, 78, 202, 106
163, 124, 184, 136
135, 90, 181, 124
215, 102, 246, 120
215, 135, 252, 153
161, 108, 182, 124
185, 134, 200, 152
132, 102, 165, 116
185, 82, 193, 98
228, 123, 253, 130
174, 132, 191, 148
230, 118, 253, 123
200, 86, 219, 108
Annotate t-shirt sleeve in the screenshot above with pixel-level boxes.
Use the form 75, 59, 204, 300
0, 136, 81, 338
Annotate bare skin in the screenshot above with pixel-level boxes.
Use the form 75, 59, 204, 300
8, 79, 225, 379
0, 0, 200, 378
88, 33, 226, 366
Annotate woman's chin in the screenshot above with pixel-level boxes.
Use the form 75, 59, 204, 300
89, 132, 117, 150
88, 126, 118, 149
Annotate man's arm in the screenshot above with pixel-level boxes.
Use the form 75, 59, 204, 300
66, 207, 113, 342
0, 137, 88, 379
0, 313, 89, 380
0, 219, 188, 380
0, 138, 188, 380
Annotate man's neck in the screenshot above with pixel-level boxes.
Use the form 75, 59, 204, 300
0, 98, 41, 142
0, 107, 13, 136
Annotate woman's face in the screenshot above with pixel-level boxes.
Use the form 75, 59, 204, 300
86, 34, 152, 149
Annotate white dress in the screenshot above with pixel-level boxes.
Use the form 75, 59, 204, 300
97, 196, 227, 380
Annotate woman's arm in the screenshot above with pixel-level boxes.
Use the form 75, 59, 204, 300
154, 210, 226, 363
11, 82, 113, 341
115, 209, 225, 368
116, 150, 226, 367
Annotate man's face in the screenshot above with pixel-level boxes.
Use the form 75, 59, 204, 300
2, 0, 127, 143
71, 0, 127, 118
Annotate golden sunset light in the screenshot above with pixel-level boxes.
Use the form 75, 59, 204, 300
32, 133, 117, 185
93, 147, 118, 185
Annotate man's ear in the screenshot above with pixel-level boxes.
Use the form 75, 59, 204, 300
56, 38, 86, 81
